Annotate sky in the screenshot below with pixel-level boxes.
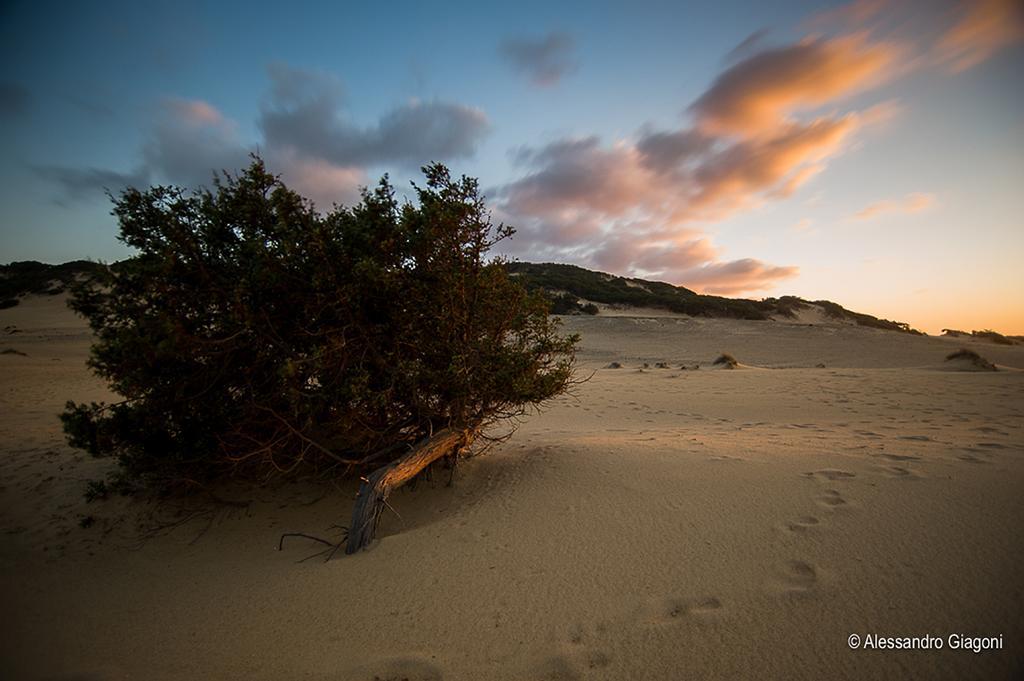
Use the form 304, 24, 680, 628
0, 0, 1022, 334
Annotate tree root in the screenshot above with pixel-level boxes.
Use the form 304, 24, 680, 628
345, 426, 475, 554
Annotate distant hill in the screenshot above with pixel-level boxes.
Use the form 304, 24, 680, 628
0, 260, 106, 308
2, 258, 921, 334
506, 261, 923, 334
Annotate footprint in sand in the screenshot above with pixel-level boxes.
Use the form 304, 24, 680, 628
777, 560, 818, 593
535, 654, 582, 680
881, 465, 920, 479
785, 516, 821, 532
817, 489, 847, 507
351, 656, 444, 681
878, 453, 921, 461
804, 469, 856, 481
657, 596, 724, 622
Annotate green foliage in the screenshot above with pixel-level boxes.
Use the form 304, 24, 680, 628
62, 158, 578, 489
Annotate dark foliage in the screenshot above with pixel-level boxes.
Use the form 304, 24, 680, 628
946, 348, 983, 361
810, 299, 923, 334
969, 329, 1017, 345
61, 158, 578, 489
0, 259, 106, 306
712, 353, 738, 367
945, 348, 997, 371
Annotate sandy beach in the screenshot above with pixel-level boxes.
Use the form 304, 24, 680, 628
1, 294, 1022, 680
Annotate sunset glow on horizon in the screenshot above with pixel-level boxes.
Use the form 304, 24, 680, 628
1, 0, 1021, 334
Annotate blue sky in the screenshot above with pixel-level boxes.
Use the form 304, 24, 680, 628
1, 0, 1022, 333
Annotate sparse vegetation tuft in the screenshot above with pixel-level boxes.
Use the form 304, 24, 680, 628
945, 348, 997, 371
713, 353, 738, 368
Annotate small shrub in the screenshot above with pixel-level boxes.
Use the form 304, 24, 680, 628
713, 353, 738, 368
945, 348, 997, 371
971, 330, 1015, 345
84, 479, 109, 502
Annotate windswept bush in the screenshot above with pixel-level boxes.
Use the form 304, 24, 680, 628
970, 329, 1016, 345
945, 348, 997, 371
713, 353, 738, 368
61, 158, 578, 551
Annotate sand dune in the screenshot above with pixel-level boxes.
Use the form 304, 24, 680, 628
1, 297, 1022, 680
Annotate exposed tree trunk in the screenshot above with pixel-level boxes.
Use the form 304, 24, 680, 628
345, 425, 476, 554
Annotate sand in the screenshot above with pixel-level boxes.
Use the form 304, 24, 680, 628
2, 296, 1022, 680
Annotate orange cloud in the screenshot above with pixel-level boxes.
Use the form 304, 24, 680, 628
937, 0, 1024, 72
166, 98, 226, 127
854, 192, 935, 219
690, 34, 898, 137
679, 259, 801, 295
692, 115, 859, 214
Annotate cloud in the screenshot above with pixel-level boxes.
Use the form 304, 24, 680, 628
494, 127, 822, 293
33, 165, 150, 204
499, 113, 863, 238
0, 82, 31, 118
724, 28, 772, 64
493, 26, 915, 294
854, 192, 935, 219
142, 98, 251, 189
809, 0, 1024, 74
259, 64, 489, 169
792, 218, 815, 233
499, 32, 578, 86
268, 148, 366, 209
673, 259, 800, 295
690, 34, 898, 137
36, 64, 490, 210
937, 0, 1024, 72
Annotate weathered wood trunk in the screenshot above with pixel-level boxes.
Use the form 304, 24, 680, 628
345, 426, 475, 554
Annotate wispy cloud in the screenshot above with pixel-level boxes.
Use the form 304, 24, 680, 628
690, 34, 898, 137
854, 192, 935, 219
936, 0, 1024, 73
499, 32, 578, 87
32, 165, 150, 205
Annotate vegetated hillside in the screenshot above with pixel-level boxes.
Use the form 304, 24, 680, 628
0, 260, 106, 308
941, 328, 1023, 346
2, 259, 920, 334
506, 261, 922, 334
